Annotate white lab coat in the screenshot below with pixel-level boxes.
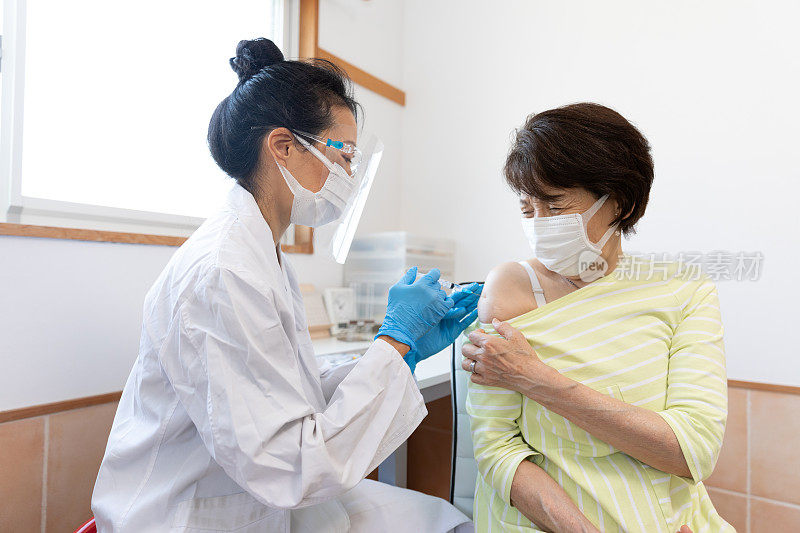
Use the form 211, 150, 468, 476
91, 184, 471, 532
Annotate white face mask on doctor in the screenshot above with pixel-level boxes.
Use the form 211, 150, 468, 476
521, 194, 620, 281
275, 135, 356, 228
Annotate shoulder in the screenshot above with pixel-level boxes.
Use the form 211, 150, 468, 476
181, 220, 280, 309
179, 264, 283, 336
477, 261, 539, 323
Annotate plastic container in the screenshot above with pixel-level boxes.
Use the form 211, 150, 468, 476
348, 231, 456, 257
345, 232, 457, 323
344, 253, 454, 282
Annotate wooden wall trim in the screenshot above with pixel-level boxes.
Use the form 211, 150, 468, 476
0, 221, 311, 252
316, 48, 406, 106
0, 222, 188, 246
1, 379, 798, 424
0, 392, 122, 423
298, 0, 406, 106
728, 379, 800, 396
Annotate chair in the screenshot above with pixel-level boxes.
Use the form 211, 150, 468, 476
74, 517, 96, 533
449, 333, 478, 519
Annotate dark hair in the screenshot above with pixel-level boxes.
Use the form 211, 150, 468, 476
208, 38, 360, 193
504, 103, 654, 235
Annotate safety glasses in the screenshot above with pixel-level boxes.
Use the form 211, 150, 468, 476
293, 131, 363, 175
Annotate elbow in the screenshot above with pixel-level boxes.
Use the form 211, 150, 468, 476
669, 458, 693, 480
675, 445, 720, 483
653, 439, 694, 479
657, 409, 725, 483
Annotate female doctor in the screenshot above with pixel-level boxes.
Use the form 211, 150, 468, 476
91, 38, 478, 532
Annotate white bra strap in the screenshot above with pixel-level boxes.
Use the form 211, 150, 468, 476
517, 261, 547, 307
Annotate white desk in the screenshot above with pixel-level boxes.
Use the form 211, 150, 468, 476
311, 338, 453, 488
311, 337, 372, 357
311, 337, 451, 399
414, 347, 453, 402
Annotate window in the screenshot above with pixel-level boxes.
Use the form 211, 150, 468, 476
1, 0, 291, 234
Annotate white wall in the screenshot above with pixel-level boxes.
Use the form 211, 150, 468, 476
0, 237, 176, 410
0, 0, 405, 411
401, 0, 800, 386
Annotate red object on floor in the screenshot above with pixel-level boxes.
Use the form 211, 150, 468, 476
74, 517, 96, 533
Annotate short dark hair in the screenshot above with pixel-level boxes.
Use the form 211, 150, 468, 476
208, 38, 360, 193
504, 103, 654, 235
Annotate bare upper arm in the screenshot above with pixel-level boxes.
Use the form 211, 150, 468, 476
478, 261, 539, 323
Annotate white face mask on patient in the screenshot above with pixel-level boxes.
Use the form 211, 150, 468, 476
521, 194, 619, 281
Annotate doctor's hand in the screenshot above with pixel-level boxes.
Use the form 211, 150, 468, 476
404, 283, 482, 373
461, 318, 557, 393
376, 267, 454, 359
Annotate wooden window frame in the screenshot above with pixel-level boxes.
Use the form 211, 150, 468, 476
0, 0, 404, 251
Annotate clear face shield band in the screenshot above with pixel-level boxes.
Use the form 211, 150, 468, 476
293, 130, 384, 264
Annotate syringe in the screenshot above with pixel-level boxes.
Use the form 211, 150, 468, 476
439, 279, 468, 292
415, 270, 473, 292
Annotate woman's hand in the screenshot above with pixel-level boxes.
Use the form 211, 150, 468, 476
376, 267, 454, 355
405, 283, 482, 372
461, 318, 561, 394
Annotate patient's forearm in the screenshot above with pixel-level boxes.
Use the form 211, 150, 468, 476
510, 460, 599, 533
518, 370, 691, 478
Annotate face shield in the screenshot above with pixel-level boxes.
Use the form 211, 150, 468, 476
293, 130, 384, 264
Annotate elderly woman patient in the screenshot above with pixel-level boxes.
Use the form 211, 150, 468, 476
462, 103, 732, 532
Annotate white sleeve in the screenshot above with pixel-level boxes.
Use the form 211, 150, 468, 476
318, 359, 359, 404
160, 267, 427, 509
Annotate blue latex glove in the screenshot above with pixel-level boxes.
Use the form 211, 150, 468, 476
375, 267, 454, 355
404, 283, 483, 373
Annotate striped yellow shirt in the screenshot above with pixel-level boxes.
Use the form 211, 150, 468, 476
467, 255, 733, 532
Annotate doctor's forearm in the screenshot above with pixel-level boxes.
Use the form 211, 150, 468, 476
510, 460, 599, 533
376, 335, 411, 356
519, 369, 691, 478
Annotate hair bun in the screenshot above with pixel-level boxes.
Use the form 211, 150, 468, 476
230, 38, 284, 83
